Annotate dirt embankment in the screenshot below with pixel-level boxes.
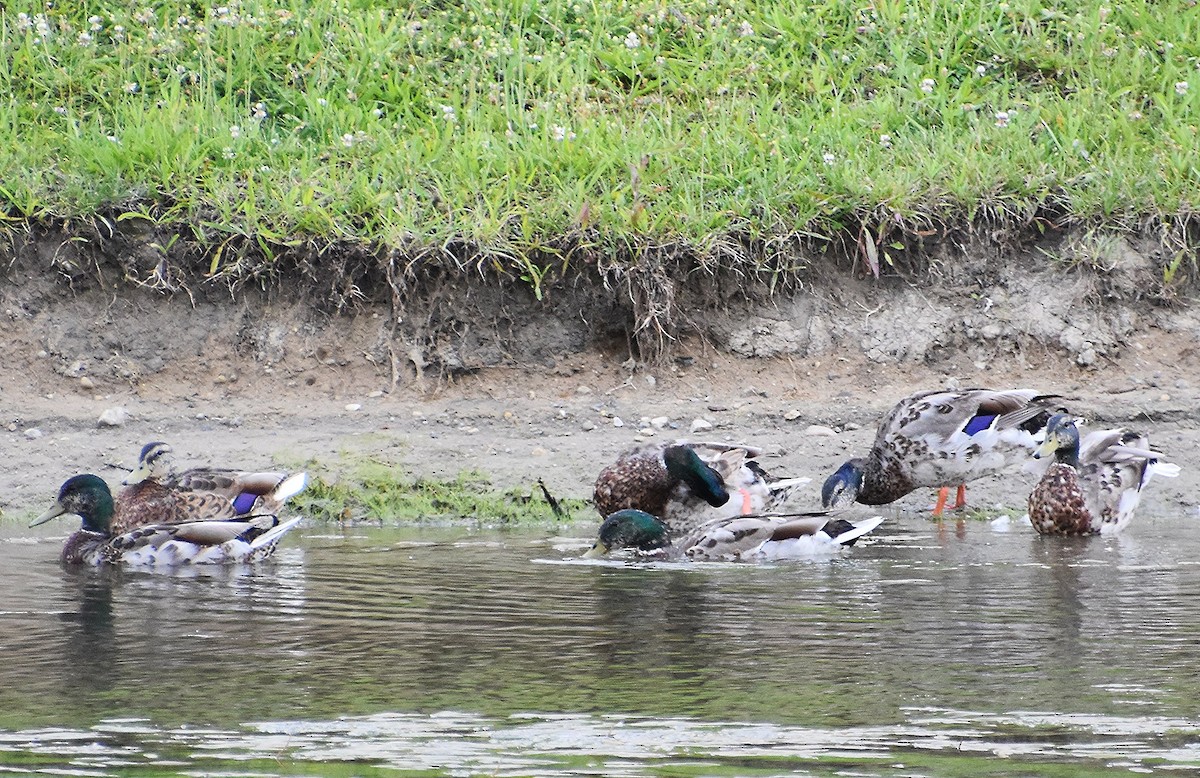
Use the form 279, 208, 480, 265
1, 220, 1198, 519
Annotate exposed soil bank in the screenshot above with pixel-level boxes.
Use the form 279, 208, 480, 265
1, 221, 1197, 522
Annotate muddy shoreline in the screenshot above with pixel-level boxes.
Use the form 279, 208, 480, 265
1, 224, 1197, 521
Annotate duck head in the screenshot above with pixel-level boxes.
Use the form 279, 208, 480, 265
662, 445, 729, 507
1033, 414, 1081, 466
30, 474, 115, 535
122, 441, 173, 485
821, 458, 865, 508
583, 509, 669, 557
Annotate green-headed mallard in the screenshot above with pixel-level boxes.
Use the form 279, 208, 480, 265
30, 474, 301, 566
115, 441, 307, 534
1028, 414, 1180, 535
593, 441, 809, 537
583, 508, 883, 562
822, 388, 1063, 516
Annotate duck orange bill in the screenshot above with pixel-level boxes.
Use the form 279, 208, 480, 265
29, 502, 67, 527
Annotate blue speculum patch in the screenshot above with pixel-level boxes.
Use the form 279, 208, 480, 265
963, 414, 996, 436
232, 492, 257, 514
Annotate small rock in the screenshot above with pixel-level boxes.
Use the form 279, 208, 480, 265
1076, 348, 1097, 367
97, 407, 129, 427
24, 428, 43, 440
783, 409, 802, 421
612, 417, 624, 428
581, 421, 597, 431
345, 403, 363, 412
1159, 394, 1171, 402
645, 375, 657, 387
531, 447, 546, 456
639, 428, 655, 436
650, 416, 670, 429
707, 404, 729, 412
690, 418, 713, 433
214, 374, 229, 385
804, 424, 838, 437
844, 422, 862, 431
79, 376, 95, 390
576, 385, 593, 395
367, 390, 384, 398
945, 377, 960, 390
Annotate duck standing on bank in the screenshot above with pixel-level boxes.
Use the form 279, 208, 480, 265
822, 388, 1064, 516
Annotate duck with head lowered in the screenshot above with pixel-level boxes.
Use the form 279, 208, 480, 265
1028, 414, 1179, 535
821, 388, 1064, 516
31, 474, 301, 566
593, 440, 809, 538
115, 441, 307, 534
584, 508, 883, 562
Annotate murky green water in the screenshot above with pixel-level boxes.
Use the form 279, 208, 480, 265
4, 513, 1200, 776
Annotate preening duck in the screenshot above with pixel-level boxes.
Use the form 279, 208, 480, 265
1028, 414, 1180, 535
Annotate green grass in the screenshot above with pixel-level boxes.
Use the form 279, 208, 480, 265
2, 0, 1199, 282
290, 458, 589, 524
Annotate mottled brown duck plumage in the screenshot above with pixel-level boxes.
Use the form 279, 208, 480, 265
1028, 415, 1179, 536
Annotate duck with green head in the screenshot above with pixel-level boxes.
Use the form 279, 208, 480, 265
584, 508, 882, 562
821, 388, 1063, 517
593, 441, 809, 538
31, 474, 302, 566
1028, 414, 1179, 535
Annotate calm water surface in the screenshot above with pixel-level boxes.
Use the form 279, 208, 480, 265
3, 512, 1200, 776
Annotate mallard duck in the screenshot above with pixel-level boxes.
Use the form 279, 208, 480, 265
114, 442, 307, 534
1028, 414, 1180, 535
821, 388, 1063, 516
583, 508, 883, 562
593, 441, 809, 537
30, 474, 301, 566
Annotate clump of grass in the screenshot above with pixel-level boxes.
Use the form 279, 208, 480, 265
289, 459, 588, 525
1, 0, 1198, 285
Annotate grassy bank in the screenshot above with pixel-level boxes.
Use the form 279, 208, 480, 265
290, 460, 589, 524
3, 0, 1199, 282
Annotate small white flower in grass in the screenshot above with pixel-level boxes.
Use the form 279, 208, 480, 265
317, 98, 328, 107
16, 12, 31, 32
342, 133, 355, 147
124, 82, 140, 94
625, 31, 640, 49
738, 20, 754, 37
346, 90, 357, 102
1176, 81, 1189, 95
88, 15, 102, 31
77, 32, 93, 46
994, 110, 1010, 127
551, 125, 576, 142
252, 103, 267, 120
229, 125, 240, 139
372, 108, 383, 118
53, 106, 67, 115
823, 152, 836, 165
1128, 110, 1143, 120
107, 135, 120, 144
920, 78, 935, 93
222, 147, 235, 159
975, 64, 987, 77
441, 105, 456, 122
879, 134, 892, 149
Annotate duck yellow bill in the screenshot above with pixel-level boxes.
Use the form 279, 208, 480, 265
582, 542, 610, 559
121, 460, 152, 486
29, 502, 67, 527
1033, 437, 1058, 459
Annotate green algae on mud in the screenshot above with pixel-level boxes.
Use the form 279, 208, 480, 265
290, 458, 589, 525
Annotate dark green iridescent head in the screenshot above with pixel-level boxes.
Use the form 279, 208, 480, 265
584, 509, 669, 557
662, 445, 729, 507
29, 474, 115, 535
